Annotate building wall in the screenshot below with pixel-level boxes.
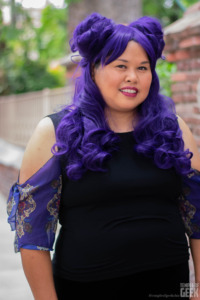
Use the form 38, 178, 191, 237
164, 2, 200, 148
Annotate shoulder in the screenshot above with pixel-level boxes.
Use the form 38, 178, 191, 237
33, 116, 56, 142
177, 115, 200, 171
47, 110, 67, 130
19, 117, 56, 184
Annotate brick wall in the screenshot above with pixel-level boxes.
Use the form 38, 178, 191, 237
164, 2, 200, 148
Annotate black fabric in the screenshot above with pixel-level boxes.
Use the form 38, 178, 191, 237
48, 111, 189, 282
54, 262, 190, 300
47, 110, 66, 131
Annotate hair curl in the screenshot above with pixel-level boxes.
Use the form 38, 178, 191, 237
53, 12, 192, 180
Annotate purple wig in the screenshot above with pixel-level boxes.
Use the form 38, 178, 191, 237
53, 12, 192, 180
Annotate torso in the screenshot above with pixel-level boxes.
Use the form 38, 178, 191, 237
48, 113, 189, 282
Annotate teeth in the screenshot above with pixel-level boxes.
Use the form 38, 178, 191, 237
121, 89, 137, 93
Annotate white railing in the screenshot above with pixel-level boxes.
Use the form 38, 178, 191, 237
0, 86, 73, 147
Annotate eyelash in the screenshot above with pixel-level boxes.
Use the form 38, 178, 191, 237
116, 65, 126, 69
138, 66, 148, 71
116, 65, 148, 70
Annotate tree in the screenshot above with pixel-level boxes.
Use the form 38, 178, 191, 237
142, 0, 198, 27
0, 1, 67, 95
36, 4, 68, 64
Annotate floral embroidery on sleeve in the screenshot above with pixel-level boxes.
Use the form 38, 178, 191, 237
16, 185, 38, 238
178, 194, 198, 237
47, 176, 62, 220
179, 169, 200, 239
7, 156, 62, 252
46, 176, 62, 243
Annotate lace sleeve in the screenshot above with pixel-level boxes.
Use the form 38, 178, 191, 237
178, 169, 200, 239
7, 156, 62, 252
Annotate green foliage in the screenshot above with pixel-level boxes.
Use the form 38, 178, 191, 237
48, 65, 66, 87
143, 0, 198, 97
1, 0, 198, 96
36, 4, 68, 63
6, 59, 62, 94
0, 2, 67, 96
156, 59, 177, 97
143, 0, 199, 26
181, 0, 198, 8
143, 0, 179, 26
65, 0, 81, 4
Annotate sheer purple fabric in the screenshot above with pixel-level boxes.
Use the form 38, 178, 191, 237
7, 157, 200, 253
179, 169, 200, 239
7, 156, 62, 253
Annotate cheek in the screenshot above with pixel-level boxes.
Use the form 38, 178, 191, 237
143, 75, 152, 92
94, 70, 110, 91
96, 75, 119, 96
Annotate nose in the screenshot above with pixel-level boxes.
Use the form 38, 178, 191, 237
125, 70, 138, 83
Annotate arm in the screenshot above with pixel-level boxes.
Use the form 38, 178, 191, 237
189, 239, 200, 283
178, 116, 200, 297
19, 116, 56, 184
178, 116, 200, 172
20, 249, 58, 300
18, 117, 58, 300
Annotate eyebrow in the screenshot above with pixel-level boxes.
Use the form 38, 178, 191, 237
116, 59, 150, 64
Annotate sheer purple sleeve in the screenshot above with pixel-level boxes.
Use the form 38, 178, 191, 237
7, 156, 62, 253
179, 169, 200, 239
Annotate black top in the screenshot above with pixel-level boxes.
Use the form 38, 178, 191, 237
48, 112, 189, 282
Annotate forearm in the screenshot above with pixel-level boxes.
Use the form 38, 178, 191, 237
20, 248, 58, 300
190, 239, 200, 283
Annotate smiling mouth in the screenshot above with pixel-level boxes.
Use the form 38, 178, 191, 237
120, 88, 138, 97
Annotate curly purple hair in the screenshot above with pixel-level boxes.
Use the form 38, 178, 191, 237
53, 12, 192, 180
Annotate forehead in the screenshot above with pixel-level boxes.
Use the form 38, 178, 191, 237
117, 41, 149, 61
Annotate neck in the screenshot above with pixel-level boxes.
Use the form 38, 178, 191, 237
105, 108, 137, 133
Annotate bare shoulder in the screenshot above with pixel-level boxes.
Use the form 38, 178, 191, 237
19, 117, 56, 184
177, 115, 200, 171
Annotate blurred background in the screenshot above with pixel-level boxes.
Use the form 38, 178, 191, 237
0, 0, 199, 299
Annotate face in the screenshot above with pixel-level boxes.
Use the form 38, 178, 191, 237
93, 41, 152, 119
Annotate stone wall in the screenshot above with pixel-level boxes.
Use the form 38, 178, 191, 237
164, 2, 200, 148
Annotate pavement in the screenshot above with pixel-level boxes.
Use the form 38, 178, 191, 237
0, 192, 34, 300
0, 138, 24, 170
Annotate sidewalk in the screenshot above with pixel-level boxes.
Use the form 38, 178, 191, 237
0, 192, 34, 300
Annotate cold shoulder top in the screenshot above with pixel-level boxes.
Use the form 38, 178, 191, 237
7, 111, 200, 282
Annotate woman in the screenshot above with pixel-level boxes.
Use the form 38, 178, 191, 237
7, 13, 200, 300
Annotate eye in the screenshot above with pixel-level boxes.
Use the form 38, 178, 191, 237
138, 66, 148, 71
116, 64, 127, 69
